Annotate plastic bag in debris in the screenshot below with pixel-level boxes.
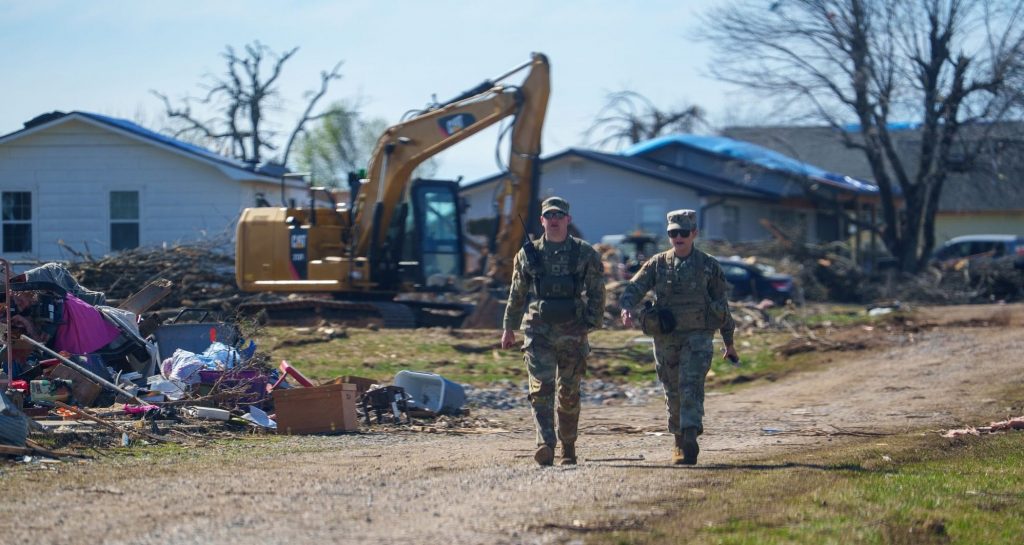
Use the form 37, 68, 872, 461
147, 375, 187, 401
162, 349, 206, 385
161, 342, 247, 385
202, 341, 246, 368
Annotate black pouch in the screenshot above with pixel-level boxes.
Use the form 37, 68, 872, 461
640, 301, 675, 335
657, 307, 677, 334
538, 299, 577, 324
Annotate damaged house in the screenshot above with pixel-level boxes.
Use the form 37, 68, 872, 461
460, 134, 885, 250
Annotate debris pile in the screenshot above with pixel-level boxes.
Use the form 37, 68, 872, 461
695, 239, 1024, 305
1, 263, 474, 463
941, 415, 1024, 438
61, 239, 248, 313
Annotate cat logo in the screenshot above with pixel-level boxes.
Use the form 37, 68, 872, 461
438, 113, 476, 136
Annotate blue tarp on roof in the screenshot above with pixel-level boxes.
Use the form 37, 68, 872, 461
624, 134, 879, 195
842, 121, 921, 132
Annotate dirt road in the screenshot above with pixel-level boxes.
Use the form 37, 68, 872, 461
2, 304, 1022, 545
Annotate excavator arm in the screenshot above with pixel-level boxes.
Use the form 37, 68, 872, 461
352, 53, 550, 284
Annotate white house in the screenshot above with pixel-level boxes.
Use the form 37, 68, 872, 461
0, 111, 308, 262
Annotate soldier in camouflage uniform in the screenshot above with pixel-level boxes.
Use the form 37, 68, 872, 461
619, 209, 739, 465
501, 197, 606, 466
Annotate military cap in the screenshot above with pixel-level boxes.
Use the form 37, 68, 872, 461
666, 209, 697, 231
541, 196, 570, 214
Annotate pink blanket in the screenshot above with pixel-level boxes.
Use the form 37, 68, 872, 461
54, 294, 121, 354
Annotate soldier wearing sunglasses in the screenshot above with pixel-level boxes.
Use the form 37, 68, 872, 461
501, 196, 606, 466
618, 209, 738, 465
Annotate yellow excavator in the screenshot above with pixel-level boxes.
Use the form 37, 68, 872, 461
234, 53, 550, 326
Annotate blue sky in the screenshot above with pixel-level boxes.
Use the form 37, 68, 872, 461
0, 0, 754, 181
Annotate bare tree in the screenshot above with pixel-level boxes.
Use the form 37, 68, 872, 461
586, 90, 705, 150
701, 0, 1024, 272
152, 41, 342, 166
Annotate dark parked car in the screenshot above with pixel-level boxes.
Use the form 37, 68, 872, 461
931, 234, 1024, 269
715, 257, 795, 304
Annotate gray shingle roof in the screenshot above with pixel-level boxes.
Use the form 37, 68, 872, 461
460, 147, 769, 199
3, 111, 287, 179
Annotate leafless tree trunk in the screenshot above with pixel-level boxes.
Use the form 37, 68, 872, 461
152, 41, 342, 166
701, 0, 1024, 272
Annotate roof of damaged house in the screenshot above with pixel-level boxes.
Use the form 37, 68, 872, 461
724, 124, 1024, 212
460, 147, 768, 199
623, 133, 882, 197
0, 111, 293, 183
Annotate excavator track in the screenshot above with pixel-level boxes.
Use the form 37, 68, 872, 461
236, 298, 418, 328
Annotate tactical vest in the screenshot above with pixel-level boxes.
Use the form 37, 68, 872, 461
525, 237, 582, 324
651, 249, 723, 331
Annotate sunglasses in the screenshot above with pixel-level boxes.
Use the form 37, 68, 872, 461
542, 211, 567, 219
667, 229, 691, 239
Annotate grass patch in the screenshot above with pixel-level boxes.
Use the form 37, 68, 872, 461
773, 303, 890, 329
596, 432, 1024, 545
251, 326, 815, 387
254, 327, 526, 385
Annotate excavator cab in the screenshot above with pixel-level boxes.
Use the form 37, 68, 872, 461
397, 179, 465, 291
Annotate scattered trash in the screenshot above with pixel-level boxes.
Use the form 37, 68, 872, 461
942, 415, 1024, 438
361, 385, 411, 425
394, 370, 466, 415
240, 406, 276, 429
186, 406, 231, 421
0, 266, 493, 464
0, 391, 29, 447
273, 382, 359, 435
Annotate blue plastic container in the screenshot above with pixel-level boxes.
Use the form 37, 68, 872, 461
393, 370, 466, 414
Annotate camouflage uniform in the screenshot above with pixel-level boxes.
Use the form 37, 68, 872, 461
619, 211, 735, 440
503, 205, 605, 452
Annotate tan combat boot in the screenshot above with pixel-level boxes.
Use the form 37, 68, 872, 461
534, 444, 555, 466
560, 443, 577, 465
672, 434, 685, 465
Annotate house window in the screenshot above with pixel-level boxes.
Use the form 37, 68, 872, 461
2, 191, 32, 253
569, 159, 585, 182
816, 212, 840, 242
635, 199, 666, 235
110, 191, 139, 251
769, 208, 807, 240
722, 205, 740, 241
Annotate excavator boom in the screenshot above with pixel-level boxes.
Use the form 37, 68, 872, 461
353, 53, 549, 277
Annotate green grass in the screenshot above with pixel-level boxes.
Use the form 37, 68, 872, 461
253, 327, 526, 384
251, 325, 807, 387
773, 304, 888, 328
599, 432, 1024, 545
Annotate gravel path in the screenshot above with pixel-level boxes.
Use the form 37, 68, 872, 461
2, 304, 1022, 545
